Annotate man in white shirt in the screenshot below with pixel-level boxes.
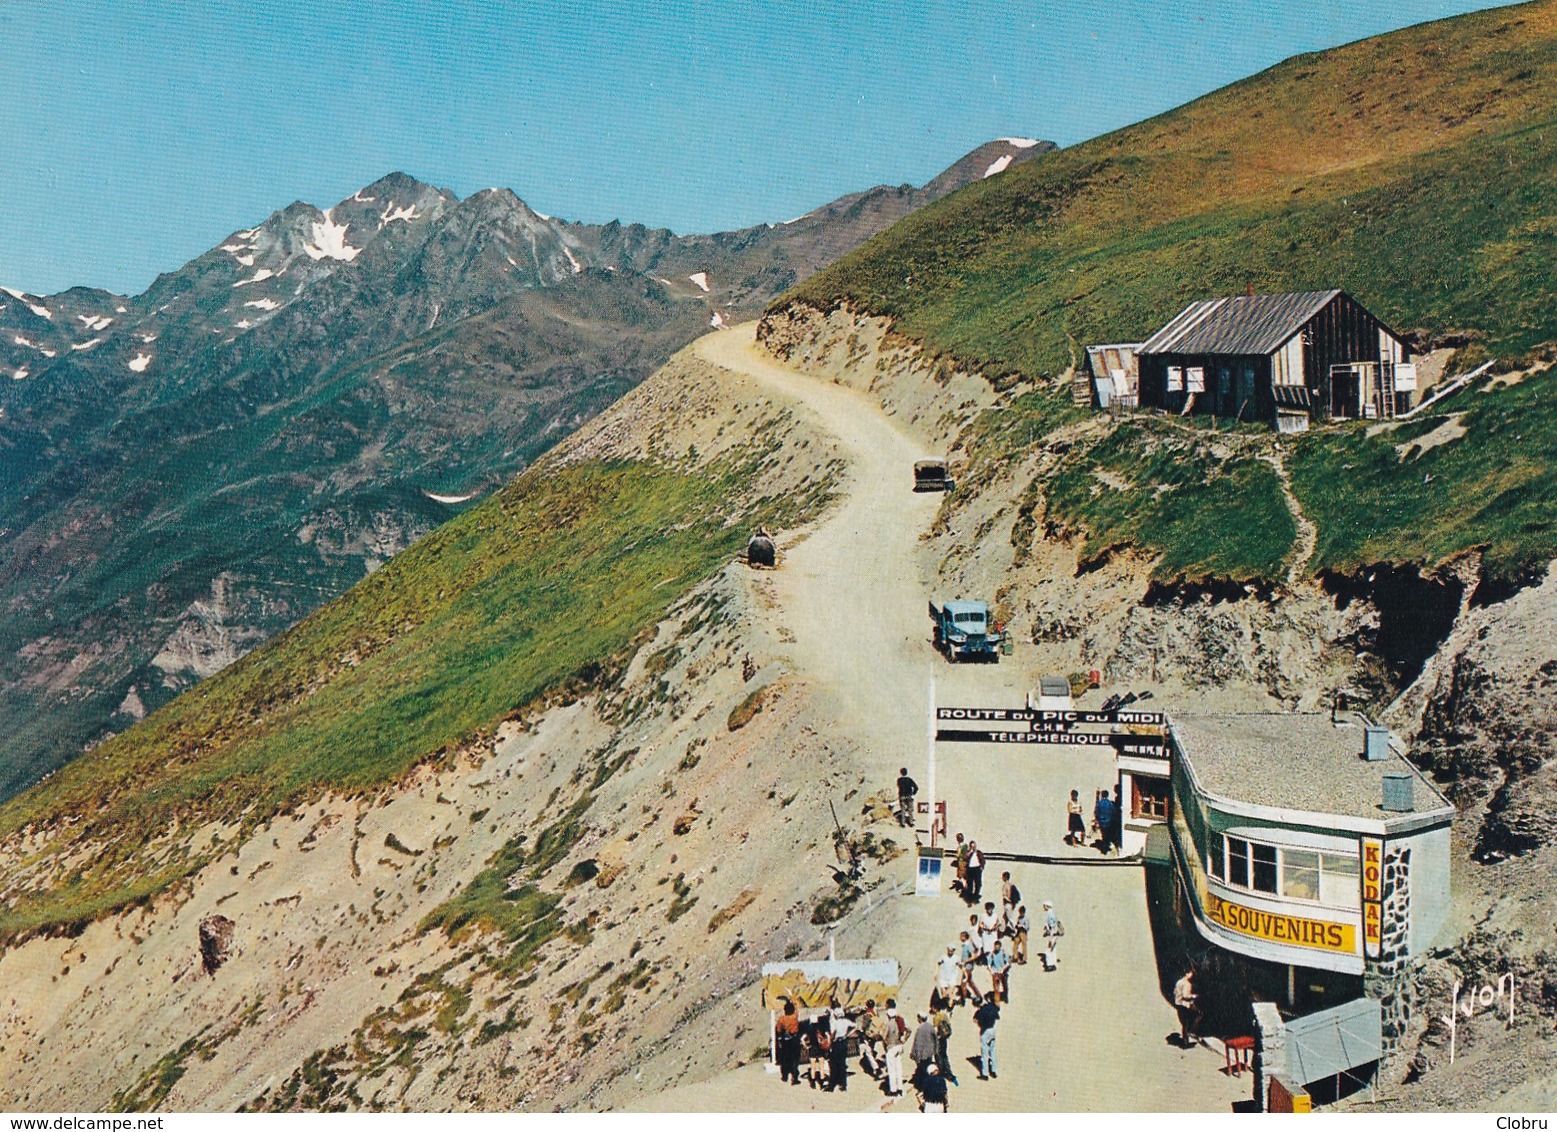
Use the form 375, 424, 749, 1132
937, 946, 961, 997
978, 901, 1001, 958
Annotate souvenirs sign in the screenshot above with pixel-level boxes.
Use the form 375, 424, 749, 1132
1207, 894, 1357, 955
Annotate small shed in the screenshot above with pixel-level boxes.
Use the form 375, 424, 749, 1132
1136, 290, 1413, 429
1084, 343, 1142, 409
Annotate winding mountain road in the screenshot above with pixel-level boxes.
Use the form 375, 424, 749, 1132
638, 325, 1248, 1113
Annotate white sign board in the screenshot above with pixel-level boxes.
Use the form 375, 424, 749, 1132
916, 854, 943, 896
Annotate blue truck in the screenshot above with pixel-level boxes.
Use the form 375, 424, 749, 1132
928, 599, 1005, 662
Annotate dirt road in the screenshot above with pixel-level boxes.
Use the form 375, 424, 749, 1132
640, 326, 1247, 1112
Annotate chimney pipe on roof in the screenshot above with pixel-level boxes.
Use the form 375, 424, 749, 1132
1362, 719, 1391, 762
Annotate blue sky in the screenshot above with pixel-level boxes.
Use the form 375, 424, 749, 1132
0, 0, 1515, 296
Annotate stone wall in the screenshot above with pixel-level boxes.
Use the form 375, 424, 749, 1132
1365, 843, 1416, 1063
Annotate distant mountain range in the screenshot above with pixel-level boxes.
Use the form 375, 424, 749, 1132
0, 136, 1055, 800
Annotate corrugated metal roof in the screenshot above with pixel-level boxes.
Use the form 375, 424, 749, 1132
1140, 290, 1342, 357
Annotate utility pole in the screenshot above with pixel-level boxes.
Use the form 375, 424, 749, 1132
927, 676, 937, 848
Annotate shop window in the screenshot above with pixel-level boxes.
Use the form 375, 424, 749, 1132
1252, 843, 1278, 893
1133, 776, 1168, 819
1319, 852, 1360, 906
1226, 837, 1250, 888
1281, 849, 1320, 901
1216, 834, 1361, 909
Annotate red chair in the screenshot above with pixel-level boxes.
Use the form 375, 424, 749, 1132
1225, 1036, 1255, 1076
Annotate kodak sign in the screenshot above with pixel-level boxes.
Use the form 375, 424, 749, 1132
1361, 837, 1385, 958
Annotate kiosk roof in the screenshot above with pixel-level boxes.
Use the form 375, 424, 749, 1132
1171, 713, 1453, 823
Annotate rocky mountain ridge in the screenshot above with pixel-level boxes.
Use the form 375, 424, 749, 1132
0, 137, 1055, 800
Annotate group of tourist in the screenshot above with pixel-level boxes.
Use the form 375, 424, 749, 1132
1064, 785, 1122, 854
771, 994, 950, 1105
772, 814, 1077, 1111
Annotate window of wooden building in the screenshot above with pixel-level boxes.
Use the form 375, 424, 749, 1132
1133, 775, 1168, 820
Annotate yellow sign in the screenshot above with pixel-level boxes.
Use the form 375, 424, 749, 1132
1361, 837, 1384, 958
759, 961, 900, 1010
1207, 894, 1357, 954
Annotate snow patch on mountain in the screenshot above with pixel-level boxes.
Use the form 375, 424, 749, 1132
244, 298, 280, 311
379, 202, 420, 227
13, 333, 59, 357
423, 490, 478, 504
77, 314, 114, 331
137, 333, 159, 343
999, 137, 1041, 148
2, 286, 55, 319
72, 338, 103, 352
688, 271, 710, 292
303, 214, 360, 262
128, 353, 152, 373
561, 243, 584, 274
983, 154, 1014, 178
233, 269, 275, 287
12, 367, 28, 381
710, 311, 726, 328
350, 189, 376, 204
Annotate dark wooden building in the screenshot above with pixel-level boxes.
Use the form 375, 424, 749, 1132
1136, 290, 1415, 431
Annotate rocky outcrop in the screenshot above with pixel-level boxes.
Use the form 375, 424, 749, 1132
199, 915, 236, 976
757, 301, 1000, 450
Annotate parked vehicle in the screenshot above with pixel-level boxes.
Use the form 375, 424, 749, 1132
746, 528, 777, 568
928, 599, 1004, 662
913, 459, 955, 493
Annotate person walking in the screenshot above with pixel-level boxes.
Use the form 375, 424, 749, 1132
957, 931, 981, 1005
999, 871, 1021, 917
1174, 966, 1202, 1047
857, 999, 883, 1080
988, 937, 1013, 1004
828, 1002, 853, 1092
1011, 904, 1030, 966
1041, 899, 1062, 971
952, 833, 969, 897
807, 1011, 830, 1089
937, 945, 961, 1001
775, 1000, 803, 1084
930, 991, 957, 1083
978, 901, 1001, 960
883, 999, 909, 1096
919, 1062, 949, 1112
974, 992, 1001, 1080
910, 1010, 938, 1088
964, 840, 985, 902
896, 767, 919, 828
1096, 789, 1117, 854
1065, 789, 1086, 846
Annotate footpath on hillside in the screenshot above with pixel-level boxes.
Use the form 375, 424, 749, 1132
634, 325, 1249, 1113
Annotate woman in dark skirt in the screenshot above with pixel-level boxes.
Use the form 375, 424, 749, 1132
1065, 789, 1086, 845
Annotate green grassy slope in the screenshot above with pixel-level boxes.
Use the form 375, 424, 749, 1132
0, 435, 821, 940
787, 1, 1557, 584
